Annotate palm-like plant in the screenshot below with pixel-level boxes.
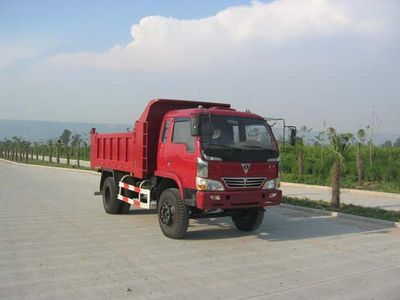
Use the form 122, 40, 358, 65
71, 133, 82, 167
41, 142, 46, 161
329, 129, 352, 209
48, 139, 54, 162
11, 136, 21, 161
59, 129, 71, 165
24, 141, 31, 163
356, 129, 366, 185
56, 139, 62, 164
295, 126, 312, 175
33, 142, 39, 160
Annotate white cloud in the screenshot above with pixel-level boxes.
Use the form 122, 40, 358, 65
40, 0, 392, 72
0, 44, 39, 69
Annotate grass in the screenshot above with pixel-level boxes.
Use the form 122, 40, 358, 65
283, 196, 400, 223
280, 144, 400, 194
2, 157, 94, 171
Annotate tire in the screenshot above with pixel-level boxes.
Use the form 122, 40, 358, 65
102, 177, 131, 214
158, 188, 189, 239
231, 209, 264, 232
118, 202, 131, 214
117, 182, 131, 214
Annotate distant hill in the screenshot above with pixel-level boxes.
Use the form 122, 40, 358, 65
0, 119, 130, 141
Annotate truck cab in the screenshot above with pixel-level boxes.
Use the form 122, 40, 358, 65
157, 107, 281, 209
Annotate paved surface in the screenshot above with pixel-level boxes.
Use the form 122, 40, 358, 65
1, 159, 400, 299
282, 182, 400, 211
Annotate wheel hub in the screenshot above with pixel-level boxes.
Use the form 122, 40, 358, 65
160, 202, 174, 225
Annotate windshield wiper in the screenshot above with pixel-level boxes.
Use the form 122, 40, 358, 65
207, 144, 233, 149
232, 144, 271, 150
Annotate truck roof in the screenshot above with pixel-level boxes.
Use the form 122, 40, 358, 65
164, 107, 265, 120
137, 99, 231, 123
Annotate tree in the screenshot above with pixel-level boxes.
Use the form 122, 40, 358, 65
355, 129, 366, 185
295, 126, 312, 175
33, 142, 39, 160
59, 129, 72, 165
328, 130, 352, 209
314, 129, 327, 174
11, 136, 22, 161
1, 139, 10, 159
41, 143, 46, 161
59, 129, 72, 146
47, 139, 54, 162
24, 141, 31, 163
71, 133, 82, 167
82, 131, 90, 160
381, 140, 392, 148
394, 138, 400, 147
56, 139, 62, 164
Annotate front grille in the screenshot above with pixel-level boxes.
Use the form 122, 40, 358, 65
222, 177, 266, 188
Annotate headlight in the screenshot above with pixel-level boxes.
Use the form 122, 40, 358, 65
196, 177, 225, 191
263, 179, 277, 190
197, 158, 208, 178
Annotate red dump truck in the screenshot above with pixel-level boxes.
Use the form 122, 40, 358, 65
91, 99, 291, 238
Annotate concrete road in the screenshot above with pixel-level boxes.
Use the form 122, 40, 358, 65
1, 159, 400, 299
281, 182, 400, 211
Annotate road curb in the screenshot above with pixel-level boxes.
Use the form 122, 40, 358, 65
281, 203, 400, 228
281, 182, 400, 199
0, 158, 99, 176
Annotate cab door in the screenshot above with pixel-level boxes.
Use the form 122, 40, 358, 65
157, 118, 172, 172
157, 118, 197, 190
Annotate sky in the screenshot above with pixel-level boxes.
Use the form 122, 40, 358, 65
0, 0, 399, 136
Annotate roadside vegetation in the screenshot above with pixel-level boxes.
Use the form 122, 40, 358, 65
283, 197, 400, 223
0, 129, 91, 167
9, 157, 94, 171
280, 128, 400, 194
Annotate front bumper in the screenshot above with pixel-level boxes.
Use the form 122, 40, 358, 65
196, 189, 282, 210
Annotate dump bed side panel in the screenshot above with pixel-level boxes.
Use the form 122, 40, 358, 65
90, 131, 136, 173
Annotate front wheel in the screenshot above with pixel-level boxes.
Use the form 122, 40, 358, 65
158, 188, 189, 239
232, 209, 264, 231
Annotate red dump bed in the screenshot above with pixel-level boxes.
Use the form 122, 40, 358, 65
90, 131, 135, 172
90, 99, 230, 179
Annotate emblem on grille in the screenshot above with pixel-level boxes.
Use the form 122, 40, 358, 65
241, 163, 251, 174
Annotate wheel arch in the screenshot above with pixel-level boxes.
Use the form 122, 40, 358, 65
156, 175, 184, 202
100, 169, 129, 191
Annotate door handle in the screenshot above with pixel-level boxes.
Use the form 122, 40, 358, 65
167, 161, 172, 168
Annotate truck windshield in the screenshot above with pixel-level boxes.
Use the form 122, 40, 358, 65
200, 115, 279, 162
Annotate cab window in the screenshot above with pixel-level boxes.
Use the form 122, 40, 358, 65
172, 118, 195, 152
161, 120, 170, 143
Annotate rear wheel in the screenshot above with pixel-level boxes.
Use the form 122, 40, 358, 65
158, 188, 189, 239
118, 202, 131, 214
232, 209, 264, 231
102, 177, 130, 214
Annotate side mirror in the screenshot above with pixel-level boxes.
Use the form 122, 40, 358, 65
289, 127, 296, 146
191, 116, 199, 136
